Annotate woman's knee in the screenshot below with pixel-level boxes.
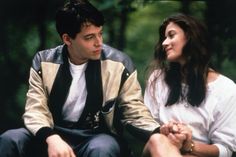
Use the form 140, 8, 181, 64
146, 133, 167, 148
143, 133, 182, 157
143, 133, 170, 154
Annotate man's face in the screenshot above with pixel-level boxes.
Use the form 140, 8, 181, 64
66, 23, 103, 65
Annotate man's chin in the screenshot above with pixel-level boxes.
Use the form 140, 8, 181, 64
90, 55, 101, 60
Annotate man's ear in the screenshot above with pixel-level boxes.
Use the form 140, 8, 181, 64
62, 34, 72, 46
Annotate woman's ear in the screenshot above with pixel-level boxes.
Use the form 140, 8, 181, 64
62, 34, 72, 46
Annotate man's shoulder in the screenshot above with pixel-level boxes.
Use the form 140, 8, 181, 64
101, 44, 135, 72
32, 45, 64, 71
36, 45, 64, 61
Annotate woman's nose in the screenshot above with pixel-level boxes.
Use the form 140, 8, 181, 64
162, 38, 169, 47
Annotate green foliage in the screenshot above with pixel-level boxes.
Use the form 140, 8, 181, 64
46, 21, 63, 47
1, 0, 236, 146
189, 1, 206, 19
23, 26, 41, 56
221, 59, 236, 82
16, 84, 28, 109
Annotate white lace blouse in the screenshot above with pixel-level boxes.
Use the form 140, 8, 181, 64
144, 71, 236, 157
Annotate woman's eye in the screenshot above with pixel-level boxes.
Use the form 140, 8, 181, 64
168, 33, 175, 39
167, 30, 176, 39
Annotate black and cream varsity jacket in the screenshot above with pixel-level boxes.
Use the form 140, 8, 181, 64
23, 44, 160, 142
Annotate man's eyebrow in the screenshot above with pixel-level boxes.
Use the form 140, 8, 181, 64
83, 33, 95, 37
84, 33, 94, 36
84, 30, 103, 37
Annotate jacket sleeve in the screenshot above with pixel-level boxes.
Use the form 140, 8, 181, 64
118, 69, 160, 141
23, 66, 55, 142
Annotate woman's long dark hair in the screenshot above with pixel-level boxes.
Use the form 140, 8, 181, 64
147, 13, 212, 107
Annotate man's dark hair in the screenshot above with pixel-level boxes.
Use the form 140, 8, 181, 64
56, 0, 104, 39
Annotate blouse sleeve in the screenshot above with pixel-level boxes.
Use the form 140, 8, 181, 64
209, 85, 236, 157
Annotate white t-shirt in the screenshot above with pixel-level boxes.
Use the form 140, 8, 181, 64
144, 70, 236, 157
62, 60, 87, 122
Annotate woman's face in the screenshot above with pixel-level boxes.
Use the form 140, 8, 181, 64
162, 22, 187, 65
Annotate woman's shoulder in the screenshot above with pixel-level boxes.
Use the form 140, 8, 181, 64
208, 73, 236, 96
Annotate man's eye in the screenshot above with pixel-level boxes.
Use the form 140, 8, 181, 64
85, 36, 93, 40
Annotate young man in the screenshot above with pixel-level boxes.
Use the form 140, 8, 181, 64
0, 0, 160, 157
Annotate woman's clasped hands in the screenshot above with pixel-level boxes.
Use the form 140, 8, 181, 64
160, 121, 194, 153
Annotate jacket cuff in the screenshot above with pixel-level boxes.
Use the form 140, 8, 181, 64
126, 124, 160, 142
35, 127, 56, 143
151, 126, 160, 134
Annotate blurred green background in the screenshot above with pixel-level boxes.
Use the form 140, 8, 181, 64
1, 0, 236, 155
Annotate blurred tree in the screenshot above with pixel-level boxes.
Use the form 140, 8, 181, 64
205, 0, 236, 80
91, 0, 137, 50
0, 0, 64, 132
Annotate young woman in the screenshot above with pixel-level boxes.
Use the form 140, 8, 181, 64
143, 13, 236, 157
